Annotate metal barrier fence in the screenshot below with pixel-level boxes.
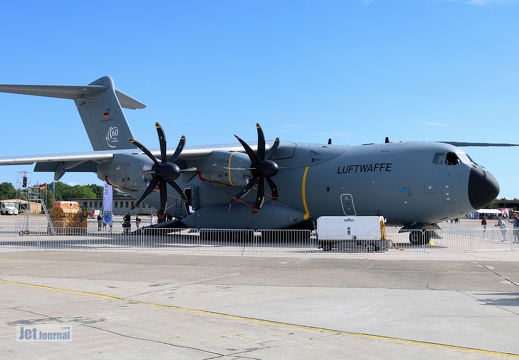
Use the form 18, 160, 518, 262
0, 218, 516, 254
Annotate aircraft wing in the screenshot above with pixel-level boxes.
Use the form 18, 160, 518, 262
441, 141, 519, 147
0, 143, 254, 166
0, 151, 115, 165
0, 144, 258, 181
0, 151, 119, 181
169, 143, 255, 159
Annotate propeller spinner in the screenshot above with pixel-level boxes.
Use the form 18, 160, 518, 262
128, 122, 189, 213
233, 123, 280, 213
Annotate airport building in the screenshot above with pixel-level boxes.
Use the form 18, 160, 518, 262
70, 195, 158, 216
0, 195, 157, 217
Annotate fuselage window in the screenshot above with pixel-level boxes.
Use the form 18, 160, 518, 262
433, 153, 445, 165
445, 152, 460, 165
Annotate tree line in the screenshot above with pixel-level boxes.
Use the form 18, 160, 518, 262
0, 182, 104, 205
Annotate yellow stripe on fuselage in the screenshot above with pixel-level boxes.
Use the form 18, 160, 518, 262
302, 166, 310, 220
227, 152, 238, 186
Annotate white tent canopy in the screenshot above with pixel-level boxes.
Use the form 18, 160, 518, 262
477, 209, 504, 214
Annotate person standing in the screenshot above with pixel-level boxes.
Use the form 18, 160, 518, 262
508, 213, 519, 244
136, 215, 141, 229
122, 213, 131, 234
481, 218, 487, 236
123, 213, 131, 222
97, 213, 103, 231
495, 215, 507, 242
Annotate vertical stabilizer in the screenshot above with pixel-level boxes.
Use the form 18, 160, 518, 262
0, 76, 146, 151
76, 76, 143, 151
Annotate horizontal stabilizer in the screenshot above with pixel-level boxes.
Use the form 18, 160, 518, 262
0, 83, 145, 110
115, 89, 146, 110
0, 76, 144, 151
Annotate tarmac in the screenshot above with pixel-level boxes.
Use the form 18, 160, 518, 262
1, 217, 519, 359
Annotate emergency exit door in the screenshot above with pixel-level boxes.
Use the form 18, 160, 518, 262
340, 194, 357, 216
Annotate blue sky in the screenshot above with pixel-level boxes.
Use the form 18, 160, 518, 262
0, 0, 518, 199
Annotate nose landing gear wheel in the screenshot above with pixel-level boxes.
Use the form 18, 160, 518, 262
365, 242, 379, 253
409, 230, 430, 246
320, 242, 334, 252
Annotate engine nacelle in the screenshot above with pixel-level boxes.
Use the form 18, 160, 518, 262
195, 151, 251, 187
98, 153, 152, 191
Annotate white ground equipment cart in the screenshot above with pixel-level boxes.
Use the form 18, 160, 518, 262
316, 216, 392, 252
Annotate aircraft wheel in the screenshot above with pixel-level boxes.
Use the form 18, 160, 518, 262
365, 242, 379, 253
320, 242, 333, 252
409, 231, 429, 246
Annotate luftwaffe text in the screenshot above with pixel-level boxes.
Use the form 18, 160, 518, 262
337, 163, 393, 174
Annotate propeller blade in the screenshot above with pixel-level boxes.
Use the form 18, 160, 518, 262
266, 176, 279, 200
252, 177, 265, 213
133, 178, 159, 208
233, 176, 258, 201
169, 135, 186, 163
155, 122, 167, 163
168, 180, 188, 202
235, 134, 260, 164
256, 123, 265, 161
232, 124, 281, 213
130, 123, 190, 215
266, 137, 280, 159
159, 181, 168, 213
129, 138, 160, 167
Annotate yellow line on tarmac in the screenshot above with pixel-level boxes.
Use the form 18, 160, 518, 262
0, 278, 121, 301
1, 278, 518, 358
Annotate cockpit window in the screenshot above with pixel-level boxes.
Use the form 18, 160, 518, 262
445, 152, 460, 165
433, 152, 461, 165
433, 153, 445, 165
457, 152, 474, 165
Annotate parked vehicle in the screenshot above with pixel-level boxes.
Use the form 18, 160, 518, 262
1, 202, 19, 215
316, 216, 390, 252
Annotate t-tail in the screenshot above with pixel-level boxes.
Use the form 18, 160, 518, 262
0, 76, 145, 151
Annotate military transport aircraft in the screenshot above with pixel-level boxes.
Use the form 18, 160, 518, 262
0, 76, 510, 244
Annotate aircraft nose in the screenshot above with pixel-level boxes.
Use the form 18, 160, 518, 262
468, 166, 500, 210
